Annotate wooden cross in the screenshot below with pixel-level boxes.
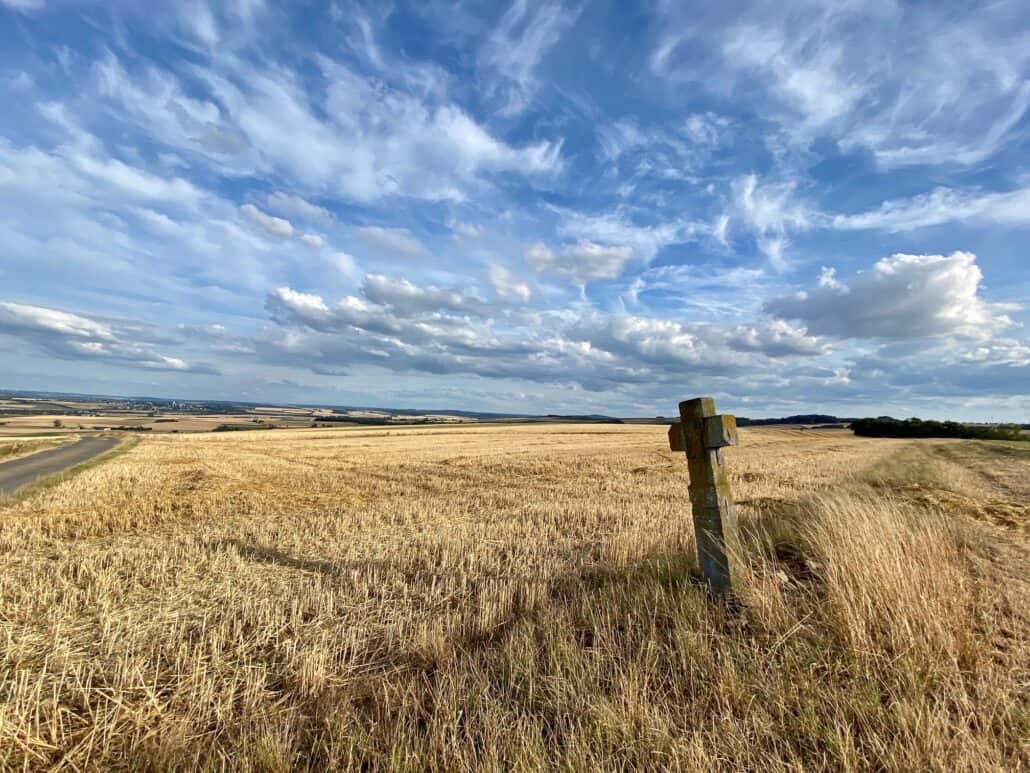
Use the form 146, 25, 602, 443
668, 397, 742, 596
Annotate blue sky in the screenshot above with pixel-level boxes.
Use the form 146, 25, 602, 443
0, 0, 1027, 419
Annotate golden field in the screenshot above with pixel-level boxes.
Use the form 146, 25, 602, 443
0, 425, 1027, 770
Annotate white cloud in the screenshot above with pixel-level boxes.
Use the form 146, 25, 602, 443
299, 233, 325, 250
266, 191, 332, 223
766, 252, 1017, 340
683, 112, 732, 146
0, 301, 215, 373
646, 3, 1030, 170
594, 114, 731, 185
68, 150, 202, 204
176, 1, 220, 46
479, 0, 578, 115
268, 287, 329, 320
329, 251, 359, 279
0, 134, 282, 295
356, 226, 426, 258
448, 219, 483, 239
831, 186, 1030, 232
218, 56, 560, 202
0, 0, 45, 10
177, 322, 227, 339
488, 264, 531, 303
526, 240, 635, 284
262, 282, 826, 395
361, 274, 488, 316
240, 203, 293, 237
715, 177, 1030, 252
728, 173, 813, 270
256, 268, 1025, 412
7, 71, 34, 91
0, 301, 114, 340
726, 319, 828, 357
733, 174, 810, 233
817, 266, 845, 291
596, 118, 658, 162
90, 47, 561, 205
266, 284, 498, 354
552, 206, 696, 262
723, 24, 862, 129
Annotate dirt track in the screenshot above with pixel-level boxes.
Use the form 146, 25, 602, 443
0, 436, 120, 496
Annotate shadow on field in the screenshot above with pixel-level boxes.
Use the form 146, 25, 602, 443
208, 537, 726, 660
213, 539, 365, 577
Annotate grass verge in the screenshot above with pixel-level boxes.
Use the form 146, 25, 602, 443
0, 436, 69, 463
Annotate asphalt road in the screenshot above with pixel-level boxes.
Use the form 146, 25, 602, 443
0, 436, 121, 497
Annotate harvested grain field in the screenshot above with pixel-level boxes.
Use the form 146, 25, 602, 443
1, 425, 1027, 770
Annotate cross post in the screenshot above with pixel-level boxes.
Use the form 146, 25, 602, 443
668, 397, 742, 596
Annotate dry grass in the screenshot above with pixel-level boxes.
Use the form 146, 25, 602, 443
0, 425, 1026, 770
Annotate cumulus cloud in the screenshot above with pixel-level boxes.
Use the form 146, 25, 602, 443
266, 192, 332, 223
361, 274, 488, 316
573, 313, 826, 369
240, 203, 293, 237
488, 264, 531, 303
0, 301, 217, 373
267, 287, 329, 322
526, 240, 635, 283
260, 274, 832, 396
726, 319, 828, 357
299, 233, 325, 250
254, 267, 1025, 412
766, 252, 1017, 340
448, 219, 483, 239
356, 226, 426, 258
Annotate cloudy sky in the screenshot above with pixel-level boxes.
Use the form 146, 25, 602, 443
1, 0, 1028, 419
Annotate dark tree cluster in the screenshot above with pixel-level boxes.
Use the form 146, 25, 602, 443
736, 414, 846, 426
850, 416, 1025, 441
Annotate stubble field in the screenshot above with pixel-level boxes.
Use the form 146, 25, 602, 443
1, 424, 1027, 770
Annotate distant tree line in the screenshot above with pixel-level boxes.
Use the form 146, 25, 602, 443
851, 416, 1025, 441
545, 415, 624, 424
316, 415, 398, 426
736, 414, 848, 426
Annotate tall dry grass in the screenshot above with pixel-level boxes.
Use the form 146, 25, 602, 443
0, 425, 1026, 770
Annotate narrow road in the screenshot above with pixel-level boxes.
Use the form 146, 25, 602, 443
0, 436, 121, 497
